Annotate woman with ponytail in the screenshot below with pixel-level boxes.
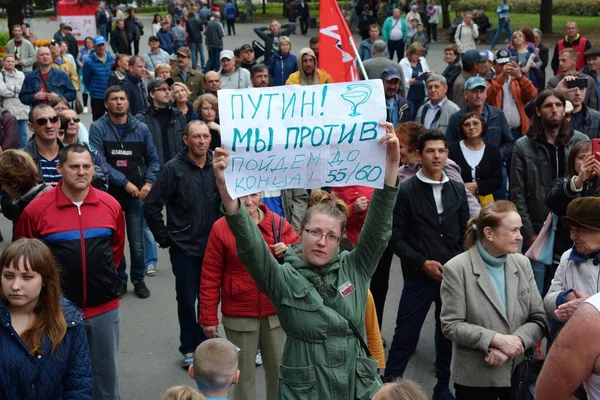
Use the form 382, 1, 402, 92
212, 122, 400, 400
440, 201, 546, 399
0, 238, 92, 399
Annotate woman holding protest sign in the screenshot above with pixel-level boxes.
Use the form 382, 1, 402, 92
212, 121, 399, 400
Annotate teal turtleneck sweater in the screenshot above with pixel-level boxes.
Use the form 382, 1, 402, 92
476, 241, 508, 313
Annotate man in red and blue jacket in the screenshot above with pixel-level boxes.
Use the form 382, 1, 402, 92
16, 144, 125, 400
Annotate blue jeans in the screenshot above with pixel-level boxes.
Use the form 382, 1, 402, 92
189, 41, 205, 70
18, 120, 28, 148
204, 46, 222, 72
170, 246, 208, 354
174, 40, 186, 53
144, 221, 158, 267
83, 308, 120, 400
384, 278, 452, 382
117, 197, 146, 283
491, 18, 512, 48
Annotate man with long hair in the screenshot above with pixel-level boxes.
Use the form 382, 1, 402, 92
510, 89, 588, 289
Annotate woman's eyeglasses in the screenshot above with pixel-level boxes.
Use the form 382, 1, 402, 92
303, 228, 341, 244
462, 121, 481, 128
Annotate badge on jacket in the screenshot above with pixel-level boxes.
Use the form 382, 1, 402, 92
338, 281, 355, 297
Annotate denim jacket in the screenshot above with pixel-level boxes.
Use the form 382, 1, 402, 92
19, 67, 77, 106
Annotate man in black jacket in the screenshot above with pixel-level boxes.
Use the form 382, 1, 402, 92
121, 56, 149, 115
297, 0, 310, 35
144, 120, 221, 369
110, 19, 131, 55
124, 8, 144, 56
186, 12, 205, 70
385, 129, 469, 400
136, 77, 186, 167
253, 20, 294, 63
62, 25, 79, 61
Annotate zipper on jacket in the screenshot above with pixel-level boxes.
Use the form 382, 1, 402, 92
76, 204, 88, 308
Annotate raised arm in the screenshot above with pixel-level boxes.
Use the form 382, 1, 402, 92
346, 122, 400, 279
213, 147, 287, 304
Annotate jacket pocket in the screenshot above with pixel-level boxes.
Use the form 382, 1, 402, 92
280, 283, 323, 311
278, 364, 316, 400
355, 357, 381, 400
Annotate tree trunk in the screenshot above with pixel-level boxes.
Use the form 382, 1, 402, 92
6, 0, 24, 37
441, 0, 451, 28
540, 0, 552, 33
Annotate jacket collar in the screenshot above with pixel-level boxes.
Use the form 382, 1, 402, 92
469, 246, 518, 323
54, 180, 100, 208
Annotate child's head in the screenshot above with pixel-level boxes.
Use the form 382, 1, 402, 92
372, 380, 429, 400
417, 23, 424, 32
188, 338, 239, 395
161, 386, 206, 400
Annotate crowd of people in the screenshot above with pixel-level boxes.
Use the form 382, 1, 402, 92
3, 0, 600, 399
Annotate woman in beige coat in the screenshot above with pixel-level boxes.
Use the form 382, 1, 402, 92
440, 201, 546, 399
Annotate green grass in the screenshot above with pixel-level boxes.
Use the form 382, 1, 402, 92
508, 13, 599, 33
138, 9, 600, 34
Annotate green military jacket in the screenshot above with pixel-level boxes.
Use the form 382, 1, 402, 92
225, 184, 398, 399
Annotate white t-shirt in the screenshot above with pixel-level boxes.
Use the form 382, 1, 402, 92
459, 141, 485, 181
389, 18, 404, 41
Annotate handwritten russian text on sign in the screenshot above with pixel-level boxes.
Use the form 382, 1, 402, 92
219, 80, 386, 199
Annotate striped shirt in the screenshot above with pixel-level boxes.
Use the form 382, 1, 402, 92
40, 155, 61, 185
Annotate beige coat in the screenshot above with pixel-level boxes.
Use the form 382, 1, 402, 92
440, 246, 546, 387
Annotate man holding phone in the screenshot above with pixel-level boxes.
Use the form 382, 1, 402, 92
556, 73, 600, 139
548, 48, 598, 110
486, 48, 538, 140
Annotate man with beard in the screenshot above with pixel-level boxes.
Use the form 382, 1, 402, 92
285, 48, 333, 86
381, 67, 411, 126
239, 44, 257, 71
144, 120, 221, 368
510, 89, 588, 250
89, 86, 160, 300
250, 64, 269, 87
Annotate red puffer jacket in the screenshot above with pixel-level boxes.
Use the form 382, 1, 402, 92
199, 204, 300, 326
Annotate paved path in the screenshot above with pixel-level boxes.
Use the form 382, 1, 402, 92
0, 17, 527, 399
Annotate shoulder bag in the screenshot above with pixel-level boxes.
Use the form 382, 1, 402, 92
510, 316, 550, 400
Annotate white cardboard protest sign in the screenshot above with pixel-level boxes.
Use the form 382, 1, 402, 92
218, 80, 387, 199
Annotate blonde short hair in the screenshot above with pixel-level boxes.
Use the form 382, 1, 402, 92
278, 36, 292, 48
154, 63, 173, 76
161, 386, 205, 400
171, 82, 191, 97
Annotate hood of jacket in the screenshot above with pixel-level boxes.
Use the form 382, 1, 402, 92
14, 182, 51, 206
286, 241, 342, 273
296, 47, 320, 86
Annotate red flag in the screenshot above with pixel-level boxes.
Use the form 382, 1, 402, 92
319, 0, 359, 83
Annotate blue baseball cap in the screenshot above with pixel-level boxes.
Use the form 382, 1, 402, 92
381, 67, 401, 81
462, 49, 483, 66
93, 35, 107, 46
464, 76, 488, 90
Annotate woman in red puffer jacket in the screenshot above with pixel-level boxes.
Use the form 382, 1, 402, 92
199, 192, 299, 400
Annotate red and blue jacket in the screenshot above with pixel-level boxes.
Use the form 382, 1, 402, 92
15, 182, 125, 319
